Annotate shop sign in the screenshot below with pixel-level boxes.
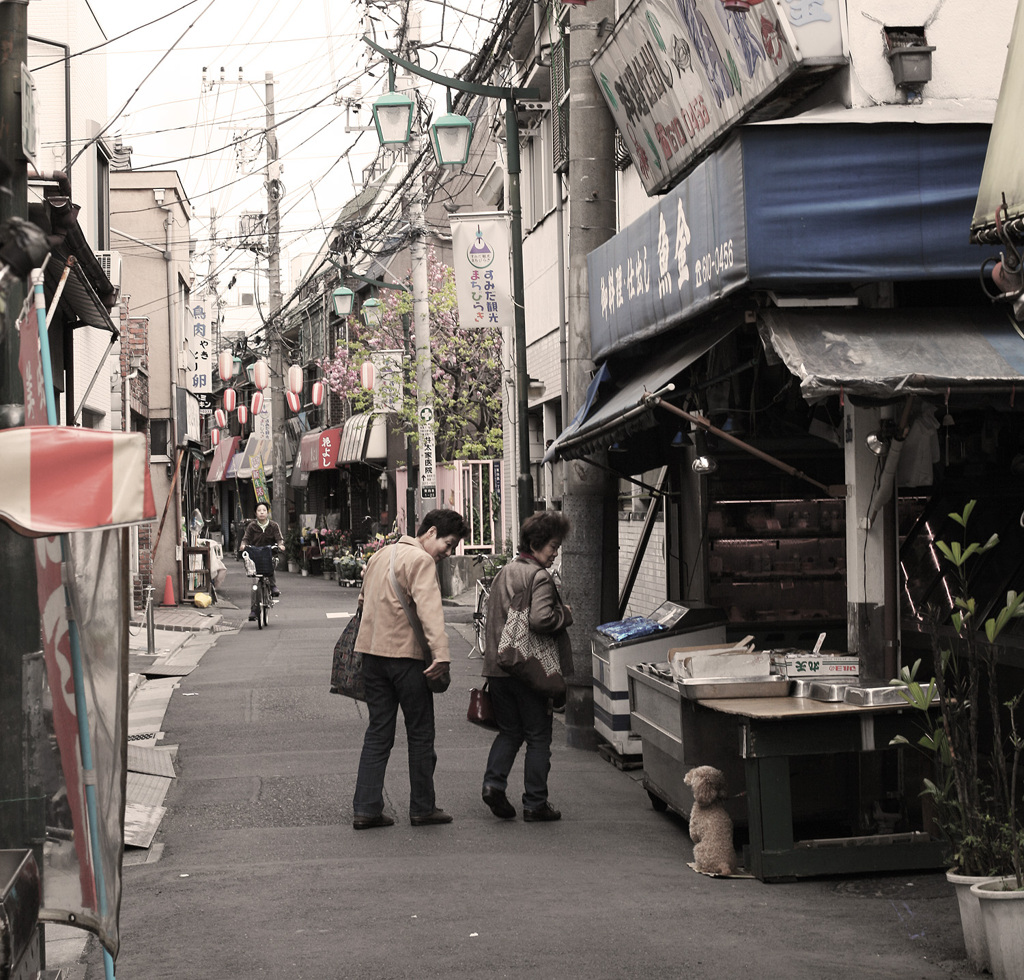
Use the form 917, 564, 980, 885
588, 137, 747, 360
184, 298, 213, 393
450, 213, 513, 332
591, 0, 844, 195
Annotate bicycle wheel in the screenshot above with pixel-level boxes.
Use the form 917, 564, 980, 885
261, 579, 271, 627
256, 579, 265, 630
469, 587, 488, 658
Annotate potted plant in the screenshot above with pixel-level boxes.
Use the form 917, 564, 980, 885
891, 501, 1024, 973
284, 526, 303, 574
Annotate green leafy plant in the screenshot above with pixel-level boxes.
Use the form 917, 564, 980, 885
891, 501, 1024, 886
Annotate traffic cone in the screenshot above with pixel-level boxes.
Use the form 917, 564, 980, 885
160, 574, 176, 607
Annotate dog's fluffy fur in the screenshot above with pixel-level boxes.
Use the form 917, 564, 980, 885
684, 765, 737, 875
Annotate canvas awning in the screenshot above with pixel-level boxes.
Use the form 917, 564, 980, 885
337, 414, 386, 464
543, 324, 734, 463
758, 307, 1024, 400
206, 436, 240, 483
235, 436, 273, 479
299, 427, 343, 471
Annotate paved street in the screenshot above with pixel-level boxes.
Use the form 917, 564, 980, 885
59, 558, 980, 979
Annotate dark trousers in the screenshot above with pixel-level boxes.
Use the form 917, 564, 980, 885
483, 675, 553, 810
353, 654, 437, 818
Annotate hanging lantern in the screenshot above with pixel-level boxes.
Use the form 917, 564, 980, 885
359, 361, 375, 391
286, 390, 302, 413
311, 380, 325, 406
211, 428, 221, 447
237, 404, 249, 426
218, 349, 234, 382
251, 358, 270, 390
214, 408, 227, 428
223, 387, 236, 412
287, 364, 304, 395
251, 391, 264, 417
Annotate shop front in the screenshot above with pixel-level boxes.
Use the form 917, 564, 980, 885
336, 414, 388, 545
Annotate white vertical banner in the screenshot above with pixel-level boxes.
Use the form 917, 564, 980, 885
450, 212, 513, 331
184, 298, 212, 394
418, 404, 436, 502
372, 349, 404, 414
254, 394, 272, 441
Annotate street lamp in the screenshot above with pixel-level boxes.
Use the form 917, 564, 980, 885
361, 296, 386, 329
331, 286, 354, 317
371, 64, 415, 146
430, 92, 474, 168
363, 35, 541, 522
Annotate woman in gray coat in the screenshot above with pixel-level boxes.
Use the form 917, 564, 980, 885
481, 511, 573, 822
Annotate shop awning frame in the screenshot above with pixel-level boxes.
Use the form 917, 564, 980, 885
337, 414, 387, 465
542, 324, 733, 464
206, 436, 241, 483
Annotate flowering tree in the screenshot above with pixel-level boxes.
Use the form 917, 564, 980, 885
318, 250, 503, 460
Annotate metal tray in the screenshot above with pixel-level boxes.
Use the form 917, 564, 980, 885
789, 678, 818, 698
807, 681, 850, 702
844, 685, 915, 706
677, 675, 790, 700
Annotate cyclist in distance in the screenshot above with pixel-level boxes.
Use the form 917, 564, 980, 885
241, 501, 285, 620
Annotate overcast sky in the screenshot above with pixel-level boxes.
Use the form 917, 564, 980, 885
86, 0, 500, 294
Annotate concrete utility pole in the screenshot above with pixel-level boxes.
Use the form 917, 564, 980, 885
265, 72, 287, 532
561, 0, 619, 749
0, 0, 43, 854
406, 3, 436, 520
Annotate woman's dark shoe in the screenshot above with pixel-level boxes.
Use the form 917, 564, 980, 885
410, 808, 453, 826
352, 813, 395, 830
482, 787, 516, 819
523, 803, 561, 822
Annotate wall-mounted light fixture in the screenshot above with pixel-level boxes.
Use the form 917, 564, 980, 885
692, 455, 718, 474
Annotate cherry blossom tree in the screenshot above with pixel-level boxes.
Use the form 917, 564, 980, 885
318, 250, 503, 460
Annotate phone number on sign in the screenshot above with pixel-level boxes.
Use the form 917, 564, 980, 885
694, 240, 734, 288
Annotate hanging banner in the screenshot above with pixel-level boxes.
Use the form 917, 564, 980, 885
184, 298, 212, 394
450, 212, 513, 331
372, 349, 404, 414
252, 454, 270, 505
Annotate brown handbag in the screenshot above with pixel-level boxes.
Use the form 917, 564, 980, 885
467, 682, 497, 729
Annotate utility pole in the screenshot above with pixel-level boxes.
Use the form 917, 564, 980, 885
0, 0, 43, 855
561, 0, 619, 749
264, 71, 287, 532
407, 4, 436, 520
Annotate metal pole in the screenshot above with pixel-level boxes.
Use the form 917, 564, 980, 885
506, 102, 535, 523
265, 72, 287, 532
146, 585, 156, 655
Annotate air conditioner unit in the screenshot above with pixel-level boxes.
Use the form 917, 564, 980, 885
96, 249, 122, 295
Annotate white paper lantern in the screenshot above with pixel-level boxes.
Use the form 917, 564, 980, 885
286, 390, 301, 413
223, 387, 236, 412
218, 349, 234, 382
311, 381, 325, 406
237, 405, 249, 425
214, 408, 227, 428
359, 361, 375, 390
287, 364, 304, 395
251, 391, 264, 416
252, 359, 270, 390
211, 428, 221, 447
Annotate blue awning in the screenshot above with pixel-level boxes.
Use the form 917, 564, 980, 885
589, 121, 993, 361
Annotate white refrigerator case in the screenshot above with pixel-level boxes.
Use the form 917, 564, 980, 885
591, 601, 726, 755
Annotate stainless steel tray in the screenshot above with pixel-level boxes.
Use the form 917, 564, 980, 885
677, 675, 790, 700
844, 685, 915, 706
789, 678, 818, 698
807, 681, 850, 702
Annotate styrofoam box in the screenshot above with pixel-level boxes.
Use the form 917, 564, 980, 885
784, 654, 860, 677
669, 644, 770, 680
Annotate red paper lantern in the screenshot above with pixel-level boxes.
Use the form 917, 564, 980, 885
251, 391, 264, 416
218, 349, 234, 382
359, 360, 375, 390
252, 359, 270, 390
237, 404, 249, 425
223, 387, 236, 412
287, 364, 304, 395
211, 428, 221, 447
286, 390, 302, 413
311, 380, 325, 406
214, 408, 227, 428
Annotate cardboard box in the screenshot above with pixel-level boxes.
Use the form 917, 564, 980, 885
784, 654, 859, 677
669, 641, 769, 681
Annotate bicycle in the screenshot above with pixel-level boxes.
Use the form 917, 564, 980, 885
242, 545, 278, 629
468, 554, 504, 659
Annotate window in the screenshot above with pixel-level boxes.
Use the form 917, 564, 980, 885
150, 419, 171, 460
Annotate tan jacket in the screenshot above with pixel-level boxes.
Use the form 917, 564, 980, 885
355, 536, 450, 663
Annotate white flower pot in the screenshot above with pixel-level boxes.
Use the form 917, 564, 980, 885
948, 868, 996, 972
970, 876, 1024, 980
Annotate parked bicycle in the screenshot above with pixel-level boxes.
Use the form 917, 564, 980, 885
468, 554, 506, 659
242, 545, 278, 629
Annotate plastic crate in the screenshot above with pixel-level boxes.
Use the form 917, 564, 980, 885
242, 545, 275, 576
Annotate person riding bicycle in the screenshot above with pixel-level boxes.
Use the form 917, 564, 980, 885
241, 501, 284, 620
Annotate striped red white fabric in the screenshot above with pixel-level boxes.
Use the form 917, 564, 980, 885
0, 427, 156, 535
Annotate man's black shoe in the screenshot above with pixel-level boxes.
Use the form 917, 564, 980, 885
410, 808, 453, 826
352, 813, 395, 830
523, 803, 561, 822
482, 787, 516, 819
